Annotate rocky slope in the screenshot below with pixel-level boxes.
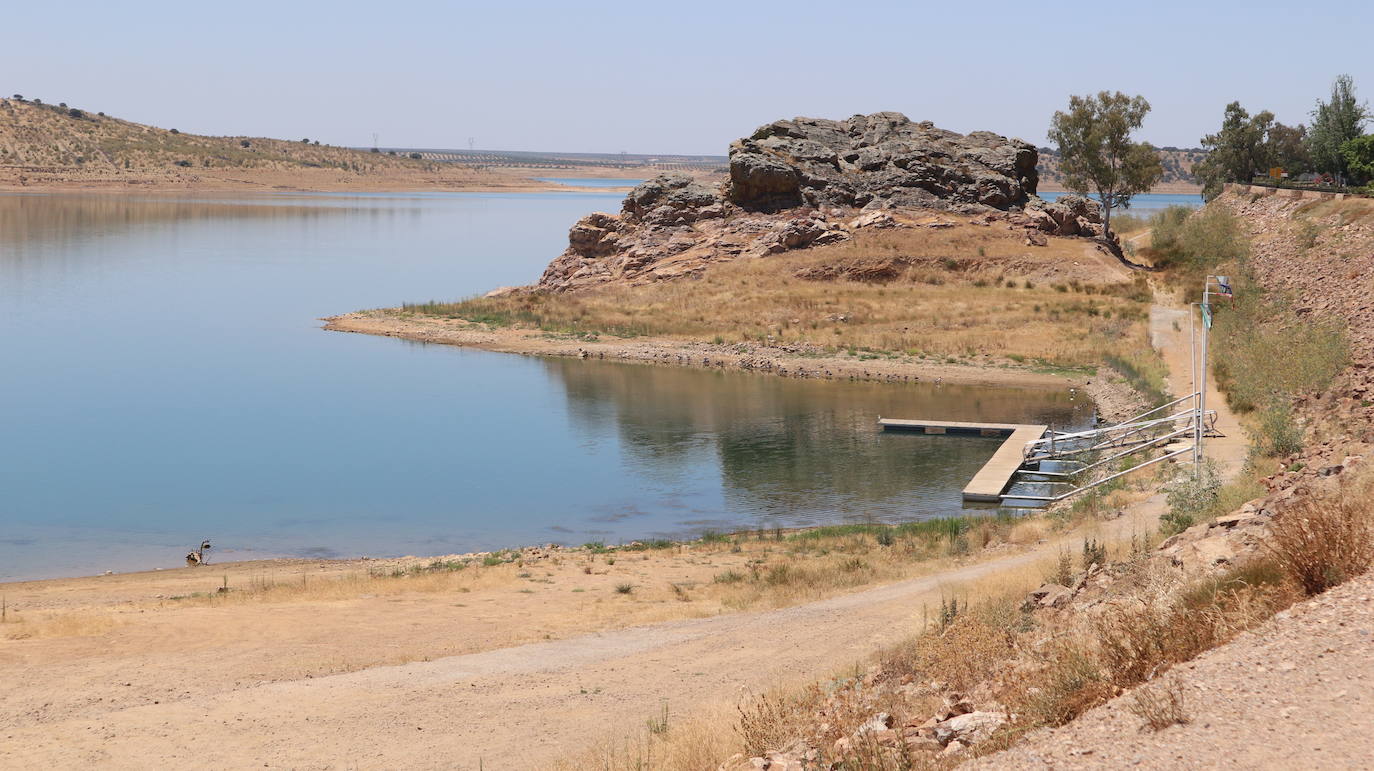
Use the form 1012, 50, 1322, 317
537, 113, 1105, 291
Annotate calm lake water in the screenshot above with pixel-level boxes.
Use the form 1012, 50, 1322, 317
1039, 191, 1203, 214
0, 191, 1090, 581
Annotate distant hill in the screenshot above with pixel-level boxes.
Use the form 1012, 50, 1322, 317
0, 97, 428, 174
1037, 146, 1207, 191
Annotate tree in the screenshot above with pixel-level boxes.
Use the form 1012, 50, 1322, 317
1267, 122, 1312, 175
1048, 91, 1163, 237
1195, 102, 1274, 200
1192, 103, 1311, 199
1308, 75, 1369, 183
1341, 135, 1374, 186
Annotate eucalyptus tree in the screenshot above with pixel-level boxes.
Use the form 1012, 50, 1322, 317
1048, 91, 1163, 238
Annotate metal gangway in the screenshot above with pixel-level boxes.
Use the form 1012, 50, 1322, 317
1003, 393, 1214, 503
1003, 274, 1232, 504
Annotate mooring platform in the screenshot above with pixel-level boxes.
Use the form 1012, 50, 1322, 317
878, 419, 1048, 502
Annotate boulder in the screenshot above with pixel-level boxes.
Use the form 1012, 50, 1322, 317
622, 173, 719, 224
1023, 583, 1074, 611
935, 711, 1008, 745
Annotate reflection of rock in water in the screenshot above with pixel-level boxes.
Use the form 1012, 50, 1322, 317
544, 358, 1092, 526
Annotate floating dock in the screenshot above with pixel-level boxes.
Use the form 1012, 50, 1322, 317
878, 419, 1048, 502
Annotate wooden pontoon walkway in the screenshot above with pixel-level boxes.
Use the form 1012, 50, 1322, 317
878, 419, 1049, 502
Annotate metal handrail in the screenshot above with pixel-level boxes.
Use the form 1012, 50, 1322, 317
1001, 445, 1195, 503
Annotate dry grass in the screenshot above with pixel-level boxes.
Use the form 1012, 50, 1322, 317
407, 226, 1154, 371
1265, 476, 1374, 595
1, 610, 122, 640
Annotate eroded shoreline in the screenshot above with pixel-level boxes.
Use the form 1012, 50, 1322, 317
323, 310, 1147, 422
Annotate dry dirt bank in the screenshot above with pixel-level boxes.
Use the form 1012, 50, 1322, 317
0, 509, 1161, 769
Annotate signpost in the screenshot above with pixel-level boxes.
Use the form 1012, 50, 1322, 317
1194, 274, 1230, 475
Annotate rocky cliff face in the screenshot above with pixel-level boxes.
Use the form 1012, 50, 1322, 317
536, 113, 1101, 292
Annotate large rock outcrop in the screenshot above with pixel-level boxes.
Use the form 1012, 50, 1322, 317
537, 112, 1100, 291
727, 112, 1039, 211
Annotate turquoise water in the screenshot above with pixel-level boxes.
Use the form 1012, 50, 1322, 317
535, 177, 646, 188
1039, 191, 1203, 213
0, 192, 1090, 581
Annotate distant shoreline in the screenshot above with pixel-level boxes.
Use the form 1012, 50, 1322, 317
0, 164, 1197, 198
1038, 180, 1202, 196
0, 165, 704, 196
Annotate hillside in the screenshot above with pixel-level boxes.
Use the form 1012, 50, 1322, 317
0, 98, 568, 192
1038, 145, 1206, 193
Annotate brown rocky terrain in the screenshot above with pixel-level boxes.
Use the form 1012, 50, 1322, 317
536, 113, 1111, 292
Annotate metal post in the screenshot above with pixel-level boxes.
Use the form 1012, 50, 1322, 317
1190, 303, 1200, 475
1199, 279, 1212, 472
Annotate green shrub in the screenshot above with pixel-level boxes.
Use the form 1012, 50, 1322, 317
1149, 206, 1248, 276
1210, 273, 1348, 415
1162, 463, 1221, 536
1257, 399, 1303, 457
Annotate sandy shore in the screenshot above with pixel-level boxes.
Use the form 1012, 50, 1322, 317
323, 310, 1147, 423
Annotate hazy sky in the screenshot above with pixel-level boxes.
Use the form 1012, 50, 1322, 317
6, 0, 1371, 155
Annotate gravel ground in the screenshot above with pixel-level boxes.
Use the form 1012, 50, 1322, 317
973, 571, 1374, 769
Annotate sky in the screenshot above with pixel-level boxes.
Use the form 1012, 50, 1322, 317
5, 0, 1371, 155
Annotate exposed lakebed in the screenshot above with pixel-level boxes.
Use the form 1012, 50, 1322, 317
0, 190, 1090, 580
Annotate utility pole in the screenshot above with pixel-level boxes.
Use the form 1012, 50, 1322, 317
468, 137, 475, 153
372, 132, 380, 151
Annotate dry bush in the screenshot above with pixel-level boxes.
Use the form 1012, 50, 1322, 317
1012, 643, 1111, 728
1127, 678, 1191, 732
1266, 488, 1374, 595
907, 603, 1023, 693
735, 689, 819, 758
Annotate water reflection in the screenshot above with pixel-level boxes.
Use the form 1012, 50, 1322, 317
544, 358, 1092, 529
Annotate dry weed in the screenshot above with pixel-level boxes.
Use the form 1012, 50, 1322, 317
1127, 678, 1191, 732
1265, 484, 1374, 595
